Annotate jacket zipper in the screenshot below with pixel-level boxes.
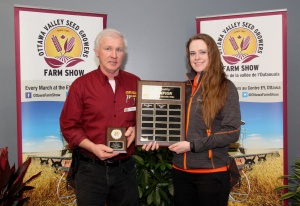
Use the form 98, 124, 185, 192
184, 73, 204, 169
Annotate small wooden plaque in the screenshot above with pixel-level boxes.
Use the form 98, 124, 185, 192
106, 127, 127, 153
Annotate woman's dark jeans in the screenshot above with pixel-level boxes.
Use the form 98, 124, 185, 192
172, 168, 230, 206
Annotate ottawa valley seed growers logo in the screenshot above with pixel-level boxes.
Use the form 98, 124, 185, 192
217, 22, 264, 65
37, 19, 90, 74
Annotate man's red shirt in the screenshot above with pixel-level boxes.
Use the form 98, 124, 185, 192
60, 66, 140, 160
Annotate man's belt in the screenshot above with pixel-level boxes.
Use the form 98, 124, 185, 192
79, 154, 131, 167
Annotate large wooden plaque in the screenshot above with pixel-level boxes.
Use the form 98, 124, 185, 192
135, 80, 186, 147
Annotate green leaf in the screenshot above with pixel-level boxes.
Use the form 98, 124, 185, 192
158, 187, 170, 203
293, 194, 300, 201
275, 185, 294, 190
144, 185, 156, 197
153, 189, 161, 206
132, 155, 144, 165
157, 182, 169, 187
278, 174, 293, 179
169, 183, 174, 196
279, 192, 296, 200
147, 190, 154, 205
138, 186, 143, 198
295, 173, 300, 179
141, 169, 149, 186
159, 162, 166, 171
166, 163, 172, 170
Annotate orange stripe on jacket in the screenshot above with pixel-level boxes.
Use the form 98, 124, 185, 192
207, 129, 212, 158
183, 73, 203, 170
173, 164, 229, 173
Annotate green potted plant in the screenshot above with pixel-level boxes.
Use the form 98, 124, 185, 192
275, 156, 300, 205
133, 147, 174, 206
0, 147, 41, 206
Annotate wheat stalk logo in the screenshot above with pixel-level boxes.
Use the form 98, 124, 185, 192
51, 35, 62, 55
64, 37, 75, 55
223, 35, 258, 65
229, 36, 250, 58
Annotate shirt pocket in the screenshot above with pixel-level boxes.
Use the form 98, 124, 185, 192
124, 97, 136, 123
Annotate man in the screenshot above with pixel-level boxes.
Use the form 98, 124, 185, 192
60, 28, 158, 206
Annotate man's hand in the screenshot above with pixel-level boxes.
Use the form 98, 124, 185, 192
168, 141, 190, 154
125, 126, 135, 148
91, 144, 119, 160
79, 138, 119, 160
142, 141, 159, 151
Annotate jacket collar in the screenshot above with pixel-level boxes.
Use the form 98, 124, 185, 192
186, 71, 205, 83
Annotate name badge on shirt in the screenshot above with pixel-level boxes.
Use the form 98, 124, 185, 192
124, 107, 136, 112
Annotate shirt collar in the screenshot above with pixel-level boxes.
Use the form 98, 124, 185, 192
96, 66, 124, 86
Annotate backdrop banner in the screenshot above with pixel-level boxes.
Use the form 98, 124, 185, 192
196, 9, 287, 205
15, 6, 107, 164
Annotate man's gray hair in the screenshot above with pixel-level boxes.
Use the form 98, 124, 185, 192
94, 28, 127, 51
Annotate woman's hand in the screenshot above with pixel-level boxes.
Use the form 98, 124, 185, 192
168, 141, 191, 154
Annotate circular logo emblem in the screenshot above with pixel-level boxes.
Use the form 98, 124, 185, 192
45, 27, 82, 58
111, 129, 122, 140
218, 25, 263, 65
223, 28, 257, 57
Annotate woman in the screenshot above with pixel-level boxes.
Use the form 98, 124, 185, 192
168, 33, 241, 206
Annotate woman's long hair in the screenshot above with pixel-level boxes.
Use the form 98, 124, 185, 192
186, 33, 228, 128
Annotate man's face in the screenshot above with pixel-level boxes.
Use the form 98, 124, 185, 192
95, 35, 125, 78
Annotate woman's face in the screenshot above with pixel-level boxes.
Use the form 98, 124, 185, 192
188, 39, 209, 73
